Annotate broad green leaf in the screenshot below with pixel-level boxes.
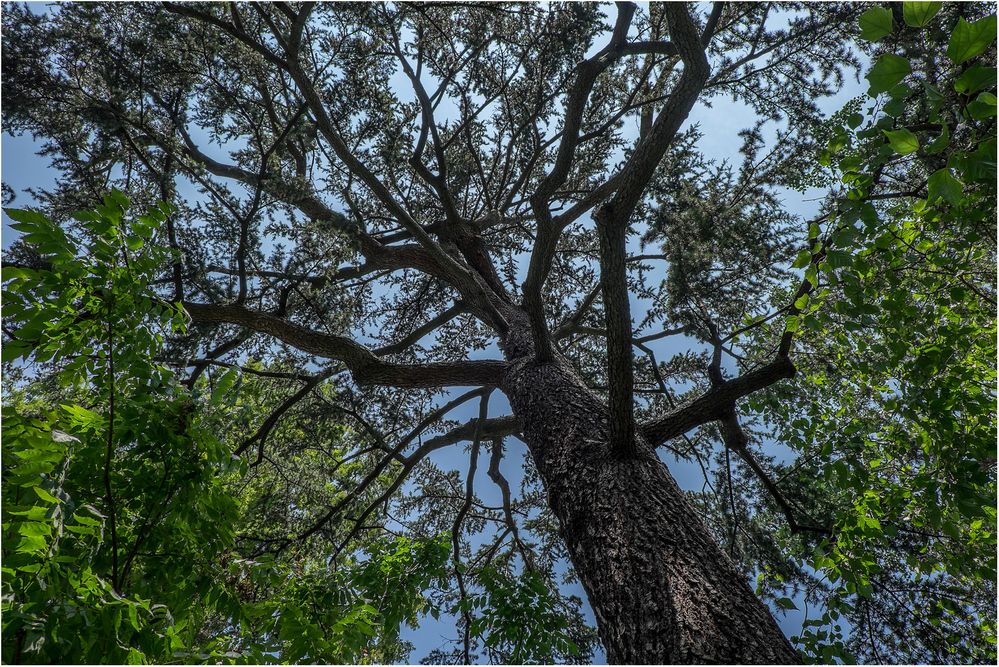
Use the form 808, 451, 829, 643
866, 54, 911, 96
955, 65, 998, 95
32, 486, 60, 504
776, 597, 799, 610
966, 91, 997, 119
826, 250, 853, 269
947, 16, 998, 65
19, 521, 52, 538
883, 128, 920, 155
902, 2, 942, 28
4, 207, 50, 229
859, 7, 893, 41
926, 168, 964, 205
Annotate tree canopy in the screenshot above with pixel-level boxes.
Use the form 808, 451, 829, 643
1, 2, 996, 664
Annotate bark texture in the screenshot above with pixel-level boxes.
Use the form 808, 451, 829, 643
501, 346, 798, 664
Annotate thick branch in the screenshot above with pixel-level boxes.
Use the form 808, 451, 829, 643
597, 3, 711, 457
182, 302, 505, 387
640, 355, 794, 447
523, 2, 638, 362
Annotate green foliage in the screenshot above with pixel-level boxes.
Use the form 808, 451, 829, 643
881, 128, 919, 155
858, 7, 894, 42
865, 54, 911, 96
1, 2, 994, 664
1, 198, 448, 663
464, 565, 592, 664
947, 15, 998, 64
747, 6, 997, 663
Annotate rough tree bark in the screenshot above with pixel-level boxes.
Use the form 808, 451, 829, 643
500, 316, 798, 664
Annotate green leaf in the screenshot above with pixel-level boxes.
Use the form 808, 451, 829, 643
922, 82, 945, 116
19, 521, 52, 538
926, 169, 964, 205
106, 189, 131, 211
776, 597, 799, 610
947, 16, 997, 65
966, 91, 997, 120
866, 54, 911, 96
883, 128, 920, 155
793, 249, 812, 269
902, 2, 942, 28
826, 250, 853, 269
16, 533, 47, 554
211, 368, 239, 404
128, 604, 141, 631
4, 207, 51, 230
859, 7, 893, 41
955, 65, 997, 95
32, 486, 60, 504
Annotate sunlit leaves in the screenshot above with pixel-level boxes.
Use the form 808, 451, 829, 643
882, 128, 920, 155
2, 201, 449, 664
465, 566, 589, 664
756, 4, 997, 663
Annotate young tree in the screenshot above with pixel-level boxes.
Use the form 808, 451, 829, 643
2, 2, 994, 663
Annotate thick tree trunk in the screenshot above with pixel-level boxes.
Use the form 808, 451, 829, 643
501, 353, 798, 664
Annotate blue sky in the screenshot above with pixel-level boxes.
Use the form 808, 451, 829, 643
0, 4, 869, 662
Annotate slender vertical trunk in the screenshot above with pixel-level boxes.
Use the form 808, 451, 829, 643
501, 354, 798, 664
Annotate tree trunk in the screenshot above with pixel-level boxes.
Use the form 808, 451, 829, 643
501, 353, 798, 664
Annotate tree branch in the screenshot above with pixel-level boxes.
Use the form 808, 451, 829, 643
640, 355, 795, 447
597, 3, 711, 457
422, 415, 522, 449
523, 2, 638, 363
182, 302, 505, 387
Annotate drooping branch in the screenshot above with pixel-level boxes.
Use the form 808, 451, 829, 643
373, 302, 467, 357
718, 410, 832, 537
182, 302, 505, 388
452, 392, 489, 665
261, 387, 490, 553
487, 438, 534, 570
234, 369, 338, 464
